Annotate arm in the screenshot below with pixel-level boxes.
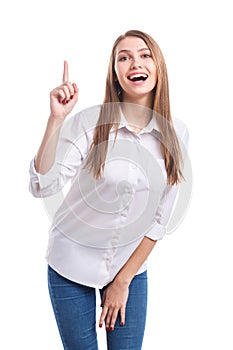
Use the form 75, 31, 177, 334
99, 123, 189, 331
35, 61, 78, 174
99, 236, 157, 330
34, 116, 63, 174
99, 184, 176, 331
115, 236, 157, 285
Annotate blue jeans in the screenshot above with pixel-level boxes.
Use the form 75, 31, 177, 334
48, 265, 148, 350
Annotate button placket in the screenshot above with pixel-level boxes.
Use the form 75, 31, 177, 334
104, 230, 120, 271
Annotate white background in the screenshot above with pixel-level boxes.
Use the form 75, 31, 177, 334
1, 0, 232, 349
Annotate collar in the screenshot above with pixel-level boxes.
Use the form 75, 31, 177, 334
116, 111, 161, 135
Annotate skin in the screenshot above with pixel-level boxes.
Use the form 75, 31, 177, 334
35, 37, 158, 332
114, 36, 157, 106
99, 36, 157, 331
114, 36, 157, 132
35, 61, 79, 174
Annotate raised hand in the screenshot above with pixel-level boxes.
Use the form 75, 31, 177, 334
49, 60, 79, 121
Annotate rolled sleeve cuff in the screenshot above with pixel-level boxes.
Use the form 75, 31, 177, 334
29, 158, 39, 180
145, 222, 166, 241
29, 158, 60, 197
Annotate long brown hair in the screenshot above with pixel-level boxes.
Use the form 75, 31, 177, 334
84, 30, 183, 185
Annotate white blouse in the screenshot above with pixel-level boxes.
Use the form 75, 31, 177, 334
29, 105, 189, 288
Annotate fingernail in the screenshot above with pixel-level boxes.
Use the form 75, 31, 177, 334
110, 326, 114, 331
106, 326, 109, 331
70, 95, 73, 99
99, 323, 103, 328
120, 322, 124, 327
66, 100, 69, 104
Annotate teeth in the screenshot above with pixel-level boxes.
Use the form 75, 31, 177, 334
129, 74, 147, 80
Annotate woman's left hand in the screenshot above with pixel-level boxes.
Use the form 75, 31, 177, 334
99, 278, 129, 331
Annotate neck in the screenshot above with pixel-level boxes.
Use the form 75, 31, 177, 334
121, 93, 154, 132
122, 92, 154, 109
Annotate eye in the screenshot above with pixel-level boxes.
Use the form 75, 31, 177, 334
119, 56, 130, 61
142, 53, 152, 58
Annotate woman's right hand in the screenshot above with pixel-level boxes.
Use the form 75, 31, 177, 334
49, 60, 79, 122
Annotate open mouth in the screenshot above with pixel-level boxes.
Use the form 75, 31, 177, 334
128, 73, 148, 82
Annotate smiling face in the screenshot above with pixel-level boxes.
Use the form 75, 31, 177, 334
114, 36, 157, 106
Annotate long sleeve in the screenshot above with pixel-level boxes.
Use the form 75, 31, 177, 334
29, 112, 91, 198
145, 122, 189, 241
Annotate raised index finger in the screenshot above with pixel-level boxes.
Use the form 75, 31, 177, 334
62, 60, 69, 83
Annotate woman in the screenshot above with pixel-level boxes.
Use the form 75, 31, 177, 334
29, 30, 189, 350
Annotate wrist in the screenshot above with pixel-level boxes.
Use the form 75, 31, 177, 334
47, 114, 64, 129
114, 273, 132, 288
48, 113, 63, 122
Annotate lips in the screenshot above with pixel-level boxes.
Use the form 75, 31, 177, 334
127, 73, 148, 82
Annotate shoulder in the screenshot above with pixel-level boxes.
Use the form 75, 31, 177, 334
173, 117, 189, 149
72, 104, 101, 132
62, 104, 101, 139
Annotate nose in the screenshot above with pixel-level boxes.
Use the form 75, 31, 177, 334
130, 57, 142, 69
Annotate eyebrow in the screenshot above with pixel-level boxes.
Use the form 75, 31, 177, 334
117, 48, 150, 55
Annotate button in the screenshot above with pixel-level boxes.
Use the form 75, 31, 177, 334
104, 255, 112, 262
111, 238, 119, 247
124, 187, 134, 194
117, 180, 132, 195
130, 163, 137, 170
